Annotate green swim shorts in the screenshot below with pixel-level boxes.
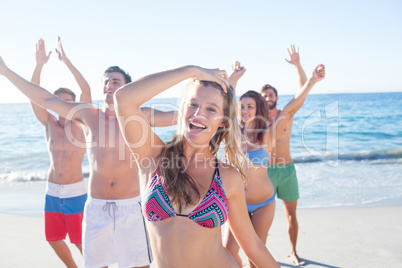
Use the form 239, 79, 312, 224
268, 163, 299, 202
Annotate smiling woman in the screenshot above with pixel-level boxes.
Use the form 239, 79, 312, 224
182, 80, 227, 145
114, 65, 279, 268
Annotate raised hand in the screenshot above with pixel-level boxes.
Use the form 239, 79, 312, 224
311, 64, 325, 83
285, 44, 300, 66
35, 39, 52, 66
194, 66, 230, 92
229, 61, 246, 89
231, 61, 246, 79
56, 36, 68, 62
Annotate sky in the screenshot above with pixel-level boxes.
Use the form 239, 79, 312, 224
0, 0, 401, 104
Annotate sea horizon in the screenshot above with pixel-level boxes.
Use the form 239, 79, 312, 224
1, 91, 401, 105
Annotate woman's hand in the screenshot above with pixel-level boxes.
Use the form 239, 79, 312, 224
229, 61, 246, 89
193, 66, 230, 92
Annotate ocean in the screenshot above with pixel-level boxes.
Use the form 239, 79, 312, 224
1, 92, 401, 217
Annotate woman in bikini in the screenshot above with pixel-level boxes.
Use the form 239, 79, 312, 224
224, 62, 326, 268
224, 89, 277, 268
114, 65, 279, 268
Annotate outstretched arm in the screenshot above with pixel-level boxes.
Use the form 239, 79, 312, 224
115, 65, 229, 159
285, 45, 307, 88
30, 39, 52, 126
228, 61, 246, 90
0, 56, 89, 122
266, 64, 325, 141
56, 37, 92, 103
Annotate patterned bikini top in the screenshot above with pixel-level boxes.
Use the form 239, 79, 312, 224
142, 159, 229, 228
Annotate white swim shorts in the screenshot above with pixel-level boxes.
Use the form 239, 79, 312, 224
83, 195, 153, 268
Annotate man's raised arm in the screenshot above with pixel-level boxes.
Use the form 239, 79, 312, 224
0, 56, 89, 122
30, 39, 52, 126
282, 64, 325, 117
285, 45, 307, 88
267, 64, 326, 141
56, 37, 92, 104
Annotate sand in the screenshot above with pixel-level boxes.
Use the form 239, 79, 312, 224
0, 206, 401, 268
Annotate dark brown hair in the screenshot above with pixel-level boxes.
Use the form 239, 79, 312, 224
239, 90, 269, 144
104, 66, 132, 84
260, 84, 278, 97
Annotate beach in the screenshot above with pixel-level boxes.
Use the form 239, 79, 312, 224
1, 206, 401, 268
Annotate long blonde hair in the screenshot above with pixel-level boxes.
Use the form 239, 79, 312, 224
158, 80, 244, 212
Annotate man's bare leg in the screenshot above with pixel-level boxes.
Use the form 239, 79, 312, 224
283, 200, 305, 266
74, 243, 82, 254
48, 240, 77, 268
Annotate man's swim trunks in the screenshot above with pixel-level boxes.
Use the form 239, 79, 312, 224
44, 180, 87, 244
82, 195, 153, 268
268, 163, 299, 201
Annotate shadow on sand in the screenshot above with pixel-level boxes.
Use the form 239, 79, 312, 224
277, 259, 340, 268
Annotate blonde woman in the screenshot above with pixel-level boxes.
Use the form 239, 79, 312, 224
114, 65, 279, 268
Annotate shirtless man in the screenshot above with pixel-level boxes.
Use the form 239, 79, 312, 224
31, 38, 91, 268
0, 53, 175, 268
260, 45, 310, 266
